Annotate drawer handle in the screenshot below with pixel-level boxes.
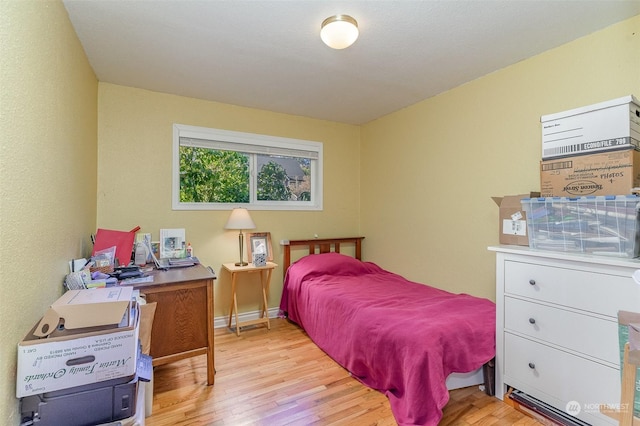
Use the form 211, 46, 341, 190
529, 279, 536, 286
528, 318, 536, 324
528, 362, 536, 369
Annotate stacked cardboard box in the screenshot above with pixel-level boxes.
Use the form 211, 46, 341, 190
492, 192, 540, 246
17, 287, 140, 397
509, 95, 640, 258
539, 95, 640, 197
17, 287, 148, 426
494, 96, 640, 249
540, 149, 640, 197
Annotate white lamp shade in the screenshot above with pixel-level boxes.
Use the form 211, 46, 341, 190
321, 15, 359, 49
224, 208, 256, 230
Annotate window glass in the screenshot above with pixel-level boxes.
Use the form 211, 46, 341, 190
179, 147, 249, 203
173, 124, 323, 211
257, 155, 311, 202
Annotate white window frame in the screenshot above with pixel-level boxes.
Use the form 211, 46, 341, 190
172, 123, 323, 211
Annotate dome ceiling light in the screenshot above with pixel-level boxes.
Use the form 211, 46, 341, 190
320, 15, 359, 49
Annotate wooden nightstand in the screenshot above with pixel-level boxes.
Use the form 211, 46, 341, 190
222, 262, 277, 336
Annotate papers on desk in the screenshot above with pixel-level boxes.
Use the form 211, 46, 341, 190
169, 256, 199, 266
121, 275, 154, 284
153, 256, 198, 269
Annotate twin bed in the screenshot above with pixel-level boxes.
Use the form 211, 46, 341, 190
278, 237, 496, 426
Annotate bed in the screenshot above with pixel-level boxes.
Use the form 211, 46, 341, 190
279, 237, 496, 426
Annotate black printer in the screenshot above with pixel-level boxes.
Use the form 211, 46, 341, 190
20, 349, 151, 426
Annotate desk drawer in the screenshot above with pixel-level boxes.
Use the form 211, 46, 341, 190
504, 333, 619, 425
504, 260, 639, 316
504, 296, 619, 364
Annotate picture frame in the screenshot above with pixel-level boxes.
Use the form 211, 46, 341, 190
160, 228, 186, 259
246, 232, 273, 262
150, 241, 160, 260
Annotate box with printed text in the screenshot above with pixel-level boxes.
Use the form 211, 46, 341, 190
540, 149, 640, 197
541, 95, 640, 160
492, 192, 540, 246
16, 300, 139, 397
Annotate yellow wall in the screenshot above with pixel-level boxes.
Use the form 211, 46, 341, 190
96, 83, 361, 317
0, 1, 98, 422
2, 1, 638, 422
361, 15, 640, 300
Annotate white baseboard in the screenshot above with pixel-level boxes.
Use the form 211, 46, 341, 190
214, 307, 281, 329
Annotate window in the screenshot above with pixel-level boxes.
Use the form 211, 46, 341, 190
173, 124, 323, 211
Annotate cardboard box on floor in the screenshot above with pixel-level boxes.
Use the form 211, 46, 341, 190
492, 192, 540, 246
16, 287, 139, 397
540, 149, 640, 197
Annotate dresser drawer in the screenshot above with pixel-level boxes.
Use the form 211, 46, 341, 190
504, 333, 619, 425
504, 260, 640, 316
504, 296, 619, 364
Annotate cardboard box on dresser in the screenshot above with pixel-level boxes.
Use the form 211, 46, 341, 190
540, 95, 640, 197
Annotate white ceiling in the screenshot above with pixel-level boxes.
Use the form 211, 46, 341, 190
63, 0, 640, 125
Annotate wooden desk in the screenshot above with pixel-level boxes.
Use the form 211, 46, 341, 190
223, 262, 277, 336
130, 264, 216, 385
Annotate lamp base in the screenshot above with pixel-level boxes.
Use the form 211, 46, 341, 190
234, 261, 249, 266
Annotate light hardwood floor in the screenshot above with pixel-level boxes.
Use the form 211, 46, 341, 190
146, 318, 542, 425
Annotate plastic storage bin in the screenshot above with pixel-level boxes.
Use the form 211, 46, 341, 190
521, 195, 640, 257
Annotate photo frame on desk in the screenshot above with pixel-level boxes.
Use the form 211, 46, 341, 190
160, 228, 186, 259
151, 241, 160, 260
246, 232, 273, 262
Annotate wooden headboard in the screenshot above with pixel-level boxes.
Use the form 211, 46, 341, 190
282, 237, 365, 272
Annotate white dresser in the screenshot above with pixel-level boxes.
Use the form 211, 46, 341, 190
489, 245, 640, 426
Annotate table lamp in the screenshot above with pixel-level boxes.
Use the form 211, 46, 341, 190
224, 208, 256, 266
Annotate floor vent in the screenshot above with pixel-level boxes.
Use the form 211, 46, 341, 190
509, 389, 592, 426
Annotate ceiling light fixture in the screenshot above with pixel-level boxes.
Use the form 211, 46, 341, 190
320, 15, 359, 49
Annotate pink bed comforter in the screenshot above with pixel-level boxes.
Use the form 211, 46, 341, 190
279, 253, 496, 426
